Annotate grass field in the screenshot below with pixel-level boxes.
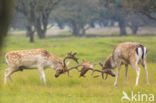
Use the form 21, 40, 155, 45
0, 35, 156, 103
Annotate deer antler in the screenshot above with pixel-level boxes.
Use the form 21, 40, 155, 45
63, 60, 108, 79
91, 69, 106, 79
76, 61, 94, 77
66, 61, 104, 78
66, 60, 92, 72
63, 61, 92, 77
63, 52, 79, 67
92, 62, 112, 80
88, 62, 108, 79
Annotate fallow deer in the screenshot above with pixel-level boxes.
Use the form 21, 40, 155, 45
95, 42, 149, 86
4, 49, 78, 85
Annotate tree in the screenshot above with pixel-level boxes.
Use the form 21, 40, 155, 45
33, 0, 59, 38
123, 0, 156, 21
126, 13, 146, 34
99, 0, 156, 35
16, 0, 60, 42
52, 0, 98, 36
0, 0, 15, 48
98, 0, 127, 36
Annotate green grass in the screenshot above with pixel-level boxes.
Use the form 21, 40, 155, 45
0, 35, 156, 103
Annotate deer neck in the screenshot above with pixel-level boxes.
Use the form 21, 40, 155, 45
47, 55, 63, 69
104, 55, 116, 69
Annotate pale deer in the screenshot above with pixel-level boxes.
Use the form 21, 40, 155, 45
95, 42, 149, 86
4, 49, 78, 85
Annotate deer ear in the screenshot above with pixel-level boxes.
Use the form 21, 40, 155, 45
66, 61, 70, 66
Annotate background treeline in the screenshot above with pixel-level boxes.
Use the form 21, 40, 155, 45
10, 0, 156, 42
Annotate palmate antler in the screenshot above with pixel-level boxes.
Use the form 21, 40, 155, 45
65, 60, 107, 79
76, 61, 108, 79
63, 52, 79, 67
93, 62, 116, 80
92, 70, 108, 80
63, 61, 93, 77
61, 52, 79, 77
95, 62, 109, 80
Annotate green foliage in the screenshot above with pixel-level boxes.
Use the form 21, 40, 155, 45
123, 0, 156, 20
0, 35, 156, 103
16, 0, 60, 42
52, 0, 98, 36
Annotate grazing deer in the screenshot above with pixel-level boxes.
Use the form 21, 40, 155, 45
4, 49, 78, 85
96, 42, 149, 86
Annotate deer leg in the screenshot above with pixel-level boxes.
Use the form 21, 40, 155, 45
132, 64, 140, 86
8, 75, 12, 82
4, 69, 9, 84
38, 67, 46, 86
4, 68, 15, 85
114, 64, 121, 86
141, 59, 149, 86
125, 64, 128, 85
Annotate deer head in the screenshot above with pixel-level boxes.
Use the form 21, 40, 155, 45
96, 62, 116, 79
55, 52, 79, 78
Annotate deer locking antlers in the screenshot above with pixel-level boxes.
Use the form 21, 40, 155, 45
61, 52, 115, 79
66, 60, 95, 77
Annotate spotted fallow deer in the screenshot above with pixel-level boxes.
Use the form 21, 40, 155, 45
96, 42, 149, 86
4, 49, 78, 85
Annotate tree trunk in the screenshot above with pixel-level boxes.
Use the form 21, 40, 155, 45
72, 23, 80, 36
132, 26, 138, 35
29, 31, 34, 43
26, 30, 29, 37
72, 28, 85, 36
81, 28, 86, 36
71, 21, 86, 36
133, 28, 138, 35
36, 27, 46, 39
119, 20, 127, 36
26, 21, 34, 43
35, 17, 47, 39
